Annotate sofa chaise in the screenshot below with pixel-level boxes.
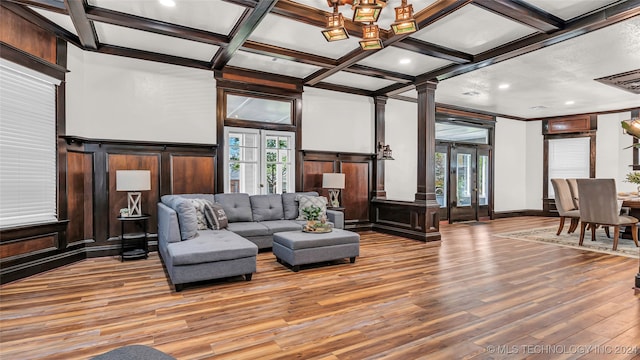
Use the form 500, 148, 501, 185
157, 192, 344, 291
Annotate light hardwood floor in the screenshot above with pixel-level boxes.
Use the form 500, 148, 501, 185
1, 217, 639, 360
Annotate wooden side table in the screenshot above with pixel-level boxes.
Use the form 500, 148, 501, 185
117, 214, 150, 261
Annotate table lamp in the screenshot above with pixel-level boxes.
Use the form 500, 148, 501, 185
322, 173, 345, 208
116, 170, 151, 217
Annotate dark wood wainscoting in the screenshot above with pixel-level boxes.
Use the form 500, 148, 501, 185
301, 151, 373, 229
371, 199, 441, 242
63, 137, 218, 258
1, 137, 217, 284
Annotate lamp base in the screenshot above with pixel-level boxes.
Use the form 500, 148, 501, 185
328, 189, 340, 208
127, 192, 142, 217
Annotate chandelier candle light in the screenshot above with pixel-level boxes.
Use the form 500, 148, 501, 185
323, 173, 346, 208
116, 170, 151, 217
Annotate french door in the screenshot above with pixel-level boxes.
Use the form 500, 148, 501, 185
436, 143, 491, 223
223, 127, 295, 195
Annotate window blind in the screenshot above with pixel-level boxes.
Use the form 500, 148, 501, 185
548, 137, 590, 198
0, 61, 58, 228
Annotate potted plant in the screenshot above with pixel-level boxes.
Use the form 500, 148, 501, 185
301, 206, 331, 233
624, 172, 640, 193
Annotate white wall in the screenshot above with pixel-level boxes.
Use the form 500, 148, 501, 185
494, 117, 528, 211
66, 45, 217, 144
525, 120, 544, 210
301, 87, 374, 153
596, 111, 634, 192
384, 99, 417, 201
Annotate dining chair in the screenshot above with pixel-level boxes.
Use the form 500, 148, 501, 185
566, 178, 580, 210
577, 178, 639, 250
551, 178, 580, 235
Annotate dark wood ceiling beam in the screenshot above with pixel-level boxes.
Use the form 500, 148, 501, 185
4, 0, 66, 14
211, 0, 278, 70
377, 0, 640, 97
310, 82, 376, 97
96, 44, 212, 70
1, 1, 81, 47
242, 40, 337, 68
304, 0, 473, 85
394, 38, 473, 64
472, 0, 564, 33
64, 0, 97, 50
85, 6, 229, 46
346, 64, 415, 83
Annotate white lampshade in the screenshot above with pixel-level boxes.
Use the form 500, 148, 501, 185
322, 173, 345, 189
116, 170, 151, 191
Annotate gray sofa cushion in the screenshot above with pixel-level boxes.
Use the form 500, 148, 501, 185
282, 192, 318, 220
161, 195, 198, 240
214, 193, 253, 222
170, 193, 216, 203
167, 230, 258, 266
261, 220, 303, 234
227, 222, 270, 237
250, 194, 284, 221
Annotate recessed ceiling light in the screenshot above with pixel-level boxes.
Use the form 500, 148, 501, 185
462, 91, 481, 96
159, 0, 176, 7
498, 83, 510, 89
565, 100, 575, 105
399, 58, 411, 65
530, 105, 548, 110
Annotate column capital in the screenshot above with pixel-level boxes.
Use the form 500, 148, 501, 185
415, 78, 439, 90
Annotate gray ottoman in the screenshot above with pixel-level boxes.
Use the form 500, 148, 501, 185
272, 229, 360, 272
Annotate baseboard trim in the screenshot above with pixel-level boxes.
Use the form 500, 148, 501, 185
493, 210, 548, 219
373, 224, 442, 243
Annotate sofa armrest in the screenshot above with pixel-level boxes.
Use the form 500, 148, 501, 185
326, 209, 344, 229
158, 202, 182, 247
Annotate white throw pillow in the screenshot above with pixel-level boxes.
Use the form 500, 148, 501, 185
296, 195, 328, 220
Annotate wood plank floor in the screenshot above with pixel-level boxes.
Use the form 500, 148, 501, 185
1, 217, 639, 360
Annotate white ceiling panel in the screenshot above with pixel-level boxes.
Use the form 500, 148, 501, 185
88, 0, 245, 35
523, 0, 620, 20
249, 14, 362, 59
292, 0, 438, 30
94, 23, 219, 62
357, 47, 452, 76
398, 89, 417, 99
30, 7, 77, 36
411, 4, 537, 55
436, 17, 640, 118
323, 71, 396, 91
228, 51, 321, 78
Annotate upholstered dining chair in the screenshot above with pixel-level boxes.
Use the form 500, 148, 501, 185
551, 178, 581, 235
566, 178, 580, 210
577, 178, 640, 250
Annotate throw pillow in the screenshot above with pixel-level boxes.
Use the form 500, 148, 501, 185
204, 202, 229, 230
189, 198, 209, 230
296, 195, 328, 220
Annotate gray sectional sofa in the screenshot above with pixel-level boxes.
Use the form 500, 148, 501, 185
157, 192, 344, 291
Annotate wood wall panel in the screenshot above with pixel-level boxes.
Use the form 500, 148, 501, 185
107, 154, 160, 239
0, 235, 57, 259
171, 155, 215, 194
302, 161, 334, 198
0, 6, 56, 63
342, 162, 370, 222
67, 151, 94, 242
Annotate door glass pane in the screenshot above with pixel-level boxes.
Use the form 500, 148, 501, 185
228, 131, 259, 194
457, 153, 471, 207
435, 151, 447, 208
479, 155, 489, 206
265, 135, 292, 194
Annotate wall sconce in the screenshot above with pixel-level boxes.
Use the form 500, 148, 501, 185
116, 170, 151, 217
377, 142, 394, 160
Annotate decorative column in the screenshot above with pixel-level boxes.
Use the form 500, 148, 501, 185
372, 95, 387, 199
415, 79, 441, 240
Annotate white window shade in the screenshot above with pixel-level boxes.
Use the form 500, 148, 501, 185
548, 137, 590, 198
0, 61, 58, 228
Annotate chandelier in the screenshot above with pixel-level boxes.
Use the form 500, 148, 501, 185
323, 0, 418, 50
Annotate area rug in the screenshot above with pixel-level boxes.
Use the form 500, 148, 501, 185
495, 227, 640, 259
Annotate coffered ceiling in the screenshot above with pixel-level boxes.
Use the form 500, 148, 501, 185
5, 0, 640, 119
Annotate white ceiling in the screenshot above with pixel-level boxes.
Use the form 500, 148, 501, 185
22, 0, 640, 119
